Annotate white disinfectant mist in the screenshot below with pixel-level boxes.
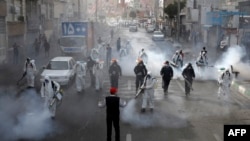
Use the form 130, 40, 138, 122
121, 99, 188, 128
0, 88, 58, 141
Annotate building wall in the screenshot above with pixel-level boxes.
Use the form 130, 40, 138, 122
164, 0, 175, 7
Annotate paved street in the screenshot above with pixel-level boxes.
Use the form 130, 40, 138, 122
1, 26, 250, 141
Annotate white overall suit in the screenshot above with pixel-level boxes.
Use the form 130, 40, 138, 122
141, 73, 156, 111
218, 70, 232, 98
172, 52, 183, 67
196, 52, 208, 66
93, 62, 104, 91
75, 62, 86, 92
139, 50, 148, 64
40, 76, 60, 118
24, 59, 36, 87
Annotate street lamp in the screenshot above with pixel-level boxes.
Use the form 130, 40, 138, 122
177, 0, 180, 41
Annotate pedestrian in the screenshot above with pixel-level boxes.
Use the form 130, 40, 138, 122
87, 56, 97, 87
196, 51, 208, 66
140, 71, 157, 113
23, 58, 37, 88
33, 38, 40, 56
44, 39, 50, 57
117, 37, 121, 52
97, 37, 103, 44
110, 29, 114, 39
109, 59, 122, 88
138, 48, 148, 64
217, 69, 232, 99
160, 61, 174, 95
106, 44, 112, 67
179, 50, 184, 67
93, 59, 104, 91
13, 42, 19, 64
40, 76, 60, 119
201, 46, 207, 56
75, 61, 86, 93
134, 59, 147, 93
182, 63, 195, 95
104, 87, 125, 141
172, 51, 183, 68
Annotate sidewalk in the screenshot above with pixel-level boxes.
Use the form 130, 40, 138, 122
232, 80, 250, 99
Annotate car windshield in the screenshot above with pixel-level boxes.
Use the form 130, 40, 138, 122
47, 61, 69, 70
59, 37, 85, 47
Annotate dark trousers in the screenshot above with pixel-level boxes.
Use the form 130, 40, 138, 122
185, 78, 193, 94
135, 75, 144, 92
106, 54, 111, 67
110, 75, 119, 88
107, 116, 120, 141
89, 70, 95, 87
13, 54, 18, 64
117, 45, 120, 52
162, 78, 171, 92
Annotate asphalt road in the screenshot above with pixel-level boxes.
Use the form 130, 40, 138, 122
1, 26, 250, 141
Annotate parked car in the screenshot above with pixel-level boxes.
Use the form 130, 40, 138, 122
152, 31, 165, 41
129, 25, 138, 32
40, 56, 76, 86
147, 25, 155, 33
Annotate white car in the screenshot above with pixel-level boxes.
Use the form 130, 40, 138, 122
40, 56, 76, 86
147, 25, 155, 33
152, 31, 164, 41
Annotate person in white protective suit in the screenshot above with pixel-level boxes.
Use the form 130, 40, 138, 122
172, 51, 183, 68
196, 52, 208, 66
217, 69, 232, 99
75, 61, 86, 93
93, 59, 104, 91
138, 48, 148, 64
140, 71, 157, 113
23, 58, 36, 88
40, 76, 60, 119
119, 46, 127, 58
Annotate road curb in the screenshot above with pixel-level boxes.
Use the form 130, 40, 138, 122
231, 81, 250, 98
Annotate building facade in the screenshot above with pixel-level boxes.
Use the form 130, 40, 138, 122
183, 0, 249, 47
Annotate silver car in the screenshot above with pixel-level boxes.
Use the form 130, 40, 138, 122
40, 56, 76, 86
129, 25, 138, 32
152, 31, 165, 41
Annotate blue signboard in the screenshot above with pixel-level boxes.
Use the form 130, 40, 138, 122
206, 11, 223, 25
62, 22, 87, 36
206, 11, 247, 26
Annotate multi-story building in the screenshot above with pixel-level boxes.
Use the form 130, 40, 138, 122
0, 0, 75, 63
0, 0, 7, 63
183, 0, 249, 47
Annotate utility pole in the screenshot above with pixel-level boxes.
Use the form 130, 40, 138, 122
95, 0, 98, 22
78, 0, 81, 19
155, 0, 159, 29
177, 0, 180, 41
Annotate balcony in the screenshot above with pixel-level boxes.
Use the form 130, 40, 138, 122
7, 22, 25, 36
